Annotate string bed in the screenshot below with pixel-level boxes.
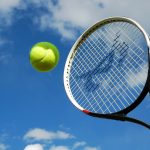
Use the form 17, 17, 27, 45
69, 21, 148, 114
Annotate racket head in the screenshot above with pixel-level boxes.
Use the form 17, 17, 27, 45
64, 17, 150, 116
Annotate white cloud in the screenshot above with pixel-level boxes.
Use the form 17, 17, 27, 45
1, 0, 150, 40
24, 128, 74, 142
0, 0, 25, 26
24, 144, 44, 150
84, 146, 101, 150
23, 128, 101, 150
72, 141, 86, 149
0, 143, 8, 150
49, 145, 69, 150
48, 145, 100, 150
0, 0, 21, 13
31, 0, 105, 39
27, 0, 150, 40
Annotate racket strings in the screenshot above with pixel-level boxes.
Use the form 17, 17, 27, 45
71, 34, 145, 113
81, 32, 136, 111
69, 21, 148, 113
118, 22, 147, 54
84, 30, 141, 102
70, 52, 118, 113
89, 25, 147, 110
115, 24, 147, 67
95, 23, 147, 89
70, 74, 97, 112
71, 33, 144, 112
71, 41, 130, 112
95, 29, 141, 91
70, 62, 111, 113
90, 29, 143, 112
106, 23, 147, 85
70, 48, 116, 113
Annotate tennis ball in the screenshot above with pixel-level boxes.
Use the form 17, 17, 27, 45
30, 42, 59, 72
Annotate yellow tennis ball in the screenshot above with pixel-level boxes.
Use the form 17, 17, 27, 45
30, 42, 59, 72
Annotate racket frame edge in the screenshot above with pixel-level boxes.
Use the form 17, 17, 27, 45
64, 16, 150, 116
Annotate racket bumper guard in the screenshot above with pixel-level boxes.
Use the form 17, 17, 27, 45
83, 109, 90, 114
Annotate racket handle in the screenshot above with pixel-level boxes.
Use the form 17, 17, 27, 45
123, 116, 150, 130
85, 112, 150, 130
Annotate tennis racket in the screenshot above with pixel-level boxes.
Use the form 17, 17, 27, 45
64, 17, 150, 129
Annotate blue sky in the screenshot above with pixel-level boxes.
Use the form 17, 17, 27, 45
0, 0, 150, 150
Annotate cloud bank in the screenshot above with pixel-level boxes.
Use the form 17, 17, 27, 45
24, 128, 74, 142
23, 128, 100, 150
24, 144, 44, 150
0, 0, 150, 40
0, 143, 8, 150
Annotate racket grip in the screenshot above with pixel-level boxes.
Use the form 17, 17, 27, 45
123, 116, 150, 130
85, 112, 150, 130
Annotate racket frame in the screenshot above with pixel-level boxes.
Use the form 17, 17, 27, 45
64, 17, 150, 129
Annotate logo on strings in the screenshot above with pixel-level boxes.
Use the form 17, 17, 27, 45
77, 32, 129, 93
